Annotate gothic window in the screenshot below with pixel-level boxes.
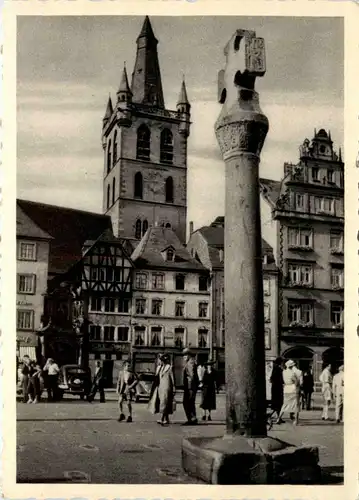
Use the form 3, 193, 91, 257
112, 177, 116, 205
160, 128, 174, 164
135, 219, 148, 239
107, 140, 112, 174
165, 176, 174, 203
134, 172, 143, 199
107, 184, 110, 209
113, 131, 117, 166
136, 125, 150, 160
135, 219, 142, 239
142, 219, 148, 236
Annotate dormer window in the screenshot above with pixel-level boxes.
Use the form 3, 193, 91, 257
166, 248, 174, 262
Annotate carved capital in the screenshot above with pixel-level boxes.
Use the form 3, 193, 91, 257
215, 119, 268, 159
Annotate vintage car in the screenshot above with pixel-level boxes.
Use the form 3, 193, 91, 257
135, 371, 155, 402
57, 364, 92, 400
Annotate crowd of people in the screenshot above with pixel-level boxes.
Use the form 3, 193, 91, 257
17, 355, 60, 403
18, 351, 344, 427
270, 357, 344, 425
113, 348, 217, 426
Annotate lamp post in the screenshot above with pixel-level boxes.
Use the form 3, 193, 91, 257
182, 29, 321, 484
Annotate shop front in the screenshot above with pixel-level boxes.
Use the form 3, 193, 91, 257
89, 341, 132, 388
17, 332, 40, 363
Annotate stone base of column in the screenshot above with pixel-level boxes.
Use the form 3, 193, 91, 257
182, 435, 321, 484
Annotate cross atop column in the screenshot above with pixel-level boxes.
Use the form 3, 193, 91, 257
218, 30, 266, 107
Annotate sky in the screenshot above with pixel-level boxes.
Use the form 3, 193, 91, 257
17, 16, 344, 231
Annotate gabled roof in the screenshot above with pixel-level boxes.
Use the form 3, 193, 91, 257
259, 178, 282, 207
17, 199, 113, 275
198, 224, 272, 253
131, 226, 206, 271
194, 219, 277, 271
17, 204, 53, 240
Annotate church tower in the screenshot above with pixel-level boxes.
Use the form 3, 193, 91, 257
101, 16, 190, 244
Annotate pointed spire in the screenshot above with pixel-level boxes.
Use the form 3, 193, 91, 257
177, 78, 190, 105
117, 64, 132, 97
103, 95, 113, 122
131, 16, 164, 108
138, 16, 157, 41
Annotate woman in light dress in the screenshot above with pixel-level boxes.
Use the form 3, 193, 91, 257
148, 353, 176, 426
276, 359, 302, 425
319, 363, 333, 420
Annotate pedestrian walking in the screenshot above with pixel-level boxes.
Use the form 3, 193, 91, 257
182, 348, 199, 426
88, 361, 105, 402
43, 358, 60, 401
148, 354, 176, 426
116, 360, 139, 423
200, 359, 217, 421
270, 357, 284, 422
319, 363, 333, 420
302, 368, 314, 410
277, 359, 302, 425
332, 365, 344, 423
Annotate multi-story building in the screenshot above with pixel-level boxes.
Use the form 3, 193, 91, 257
101, 16, 190, 243
187, 216, 279, 385
130, 225, 211, 384
16, 204, 52, 360
18, 199, 113, 364
260, 128, 344, 381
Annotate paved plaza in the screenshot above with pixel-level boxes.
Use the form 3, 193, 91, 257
16, 392, 343, 484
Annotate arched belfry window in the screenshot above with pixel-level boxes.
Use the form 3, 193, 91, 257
112, 177, 116, 205
165, 176, 174, 203
107, 184, 110, 209
113, 131, 117, 167
134, 172, 143, 199
135, 219, 149, 240
136, 125, 150, 160
107, 139, 112, 174
135, 219, 142, 239
160, 129, 173, 164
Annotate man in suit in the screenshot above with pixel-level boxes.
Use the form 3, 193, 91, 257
116, 360, 139, 422
182, 348, 199, 425
88, 361, 105, 403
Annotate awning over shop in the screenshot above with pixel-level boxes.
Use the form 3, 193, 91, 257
18, 346, 37, 361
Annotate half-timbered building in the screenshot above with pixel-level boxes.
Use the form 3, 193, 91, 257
45, 229, 134, 386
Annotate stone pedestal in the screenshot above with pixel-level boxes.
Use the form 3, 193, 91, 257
181, 29, 321, 484
182, 435, 321, 485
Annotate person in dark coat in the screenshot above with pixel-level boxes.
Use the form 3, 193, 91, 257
270, 357, 284, 423
200, 359, 217, 421
182, 348, 199, 425
21, 355, 33, 403
302, 368, 314, 410
88, 361, 105, 402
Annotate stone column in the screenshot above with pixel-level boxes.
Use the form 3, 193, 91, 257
182, 30, 321, 485
215, 30, 268, 437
